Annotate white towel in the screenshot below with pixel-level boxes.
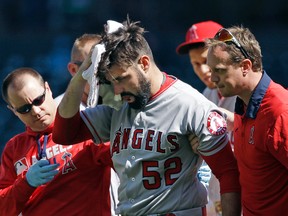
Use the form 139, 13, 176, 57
82, 20, 124, 109
82, 43, 105, 107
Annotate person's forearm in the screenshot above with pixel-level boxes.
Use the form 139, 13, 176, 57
0, 177, 35, 215
58, 68, 87, 118
53, 110, 93, 144
201, 143, 241, 215
201, 144, 240, 193
221, 192, 241, 216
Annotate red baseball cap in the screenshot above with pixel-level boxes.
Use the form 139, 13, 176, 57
176, 21, 223, 55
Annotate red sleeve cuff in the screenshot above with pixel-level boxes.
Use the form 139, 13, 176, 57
52, 108, 93, 144
201, 144, 241, 194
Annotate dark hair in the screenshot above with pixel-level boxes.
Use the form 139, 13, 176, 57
98, 17, 153, 83
2, 67, 45, 104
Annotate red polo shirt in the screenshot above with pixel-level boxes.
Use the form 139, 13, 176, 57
234, 72, 288, 215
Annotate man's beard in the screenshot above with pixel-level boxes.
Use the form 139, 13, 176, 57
121, 70, 151, 110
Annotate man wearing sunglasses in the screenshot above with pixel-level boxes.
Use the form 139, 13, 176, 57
0, 68, 113, 215
176, 21, 237, 216
206, 26, 288, 215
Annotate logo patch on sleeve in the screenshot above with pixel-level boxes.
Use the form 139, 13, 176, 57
207, 112, 227, 135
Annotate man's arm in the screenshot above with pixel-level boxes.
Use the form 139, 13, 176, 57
221, 192, 241, 216
53, 50, 93, 144
53, 110, 93, 144
0, 145, 36, 215
269, 110, 288, 168
0, 178, 35, 215
58, 61, 89, 118
201, 144, 241, 216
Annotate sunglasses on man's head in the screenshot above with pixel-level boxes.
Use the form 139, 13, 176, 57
13, 89, 46, 114
214, 28, 251, 60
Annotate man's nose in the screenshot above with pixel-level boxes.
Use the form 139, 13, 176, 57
30, 105, 42, 115
210, 72, 219, 83
113, 83, 123, 95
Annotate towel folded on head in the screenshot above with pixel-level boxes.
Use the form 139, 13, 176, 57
82, 20, 124, 109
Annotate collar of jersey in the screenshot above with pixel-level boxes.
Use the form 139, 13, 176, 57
149, 72, 177, 101
235, 70, 271, 119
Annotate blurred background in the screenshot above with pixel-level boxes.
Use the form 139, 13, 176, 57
1, 0, 288, 154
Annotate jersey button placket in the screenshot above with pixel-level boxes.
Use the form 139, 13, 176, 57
131, 156, 136, 181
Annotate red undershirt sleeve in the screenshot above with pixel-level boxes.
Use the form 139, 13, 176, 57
52, 108, 93, 144
200, 143, 241, 194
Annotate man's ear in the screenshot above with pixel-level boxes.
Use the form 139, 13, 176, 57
67, 62, 78, 76
241, 59, 252, 76
44, 81, 54, 98
138, 55, 150, 72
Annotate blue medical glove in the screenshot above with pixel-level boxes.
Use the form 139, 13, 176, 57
26, 159, 59, 187
197, 163, 212, 187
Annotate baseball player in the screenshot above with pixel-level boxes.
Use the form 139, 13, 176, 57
53, 18, 241, 216
176, 21, 237, 215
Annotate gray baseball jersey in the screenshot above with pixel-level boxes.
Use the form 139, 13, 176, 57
81, 75, 228, 215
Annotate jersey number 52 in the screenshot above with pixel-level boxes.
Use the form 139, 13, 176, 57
142, 157, 182, 189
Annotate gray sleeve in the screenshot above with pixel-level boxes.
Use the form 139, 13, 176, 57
80, 105, 113, 144
188, 100, 229, 156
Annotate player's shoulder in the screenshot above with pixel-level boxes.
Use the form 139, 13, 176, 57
82, 104, 114, 116
264, 82, 288, 114
172, 79, 200, 95
171, 79, 214, 104
202, 86, 214, 94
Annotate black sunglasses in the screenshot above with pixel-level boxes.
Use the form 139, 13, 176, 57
13, 89, 46, 114
214, 28, 251, 60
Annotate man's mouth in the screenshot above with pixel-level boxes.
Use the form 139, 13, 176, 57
122, 95, 135, 103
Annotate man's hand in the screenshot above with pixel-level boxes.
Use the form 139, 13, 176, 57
197, 163, 212, 188
26, 159, 59, 187
218, 107, 234, 131
188, 133, 199, 154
